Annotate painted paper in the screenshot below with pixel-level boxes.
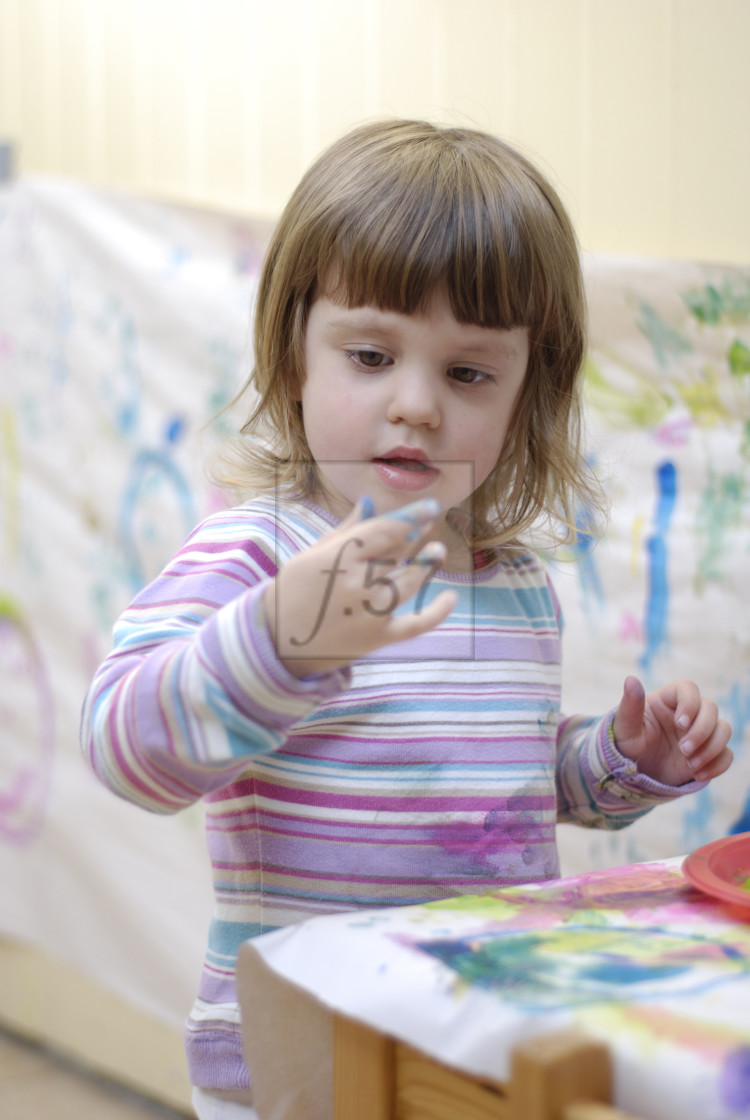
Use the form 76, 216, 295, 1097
250, 859, 750, 1120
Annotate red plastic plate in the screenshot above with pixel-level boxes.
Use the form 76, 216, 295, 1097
683, 832, 750, 909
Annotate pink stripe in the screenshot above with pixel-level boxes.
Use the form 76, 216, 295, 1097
236, 778, 555, 813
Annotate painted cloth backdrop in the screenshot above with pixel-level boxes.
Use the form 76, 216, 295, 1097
0, 177, 748, 1030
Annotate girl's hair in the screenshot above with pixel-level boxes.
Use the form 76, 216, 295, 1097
217, 118, 602, 548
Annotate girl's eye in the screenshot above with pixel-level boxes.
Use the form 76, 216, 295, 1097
450, 366, 490, 385
347, 349, 390, 369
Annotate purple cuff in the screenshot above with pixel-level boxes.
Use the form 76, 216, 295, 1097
599, 709, 708, 800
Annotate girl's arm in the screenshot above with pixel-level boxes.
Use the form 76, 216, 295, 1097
81, 499, 456, 816
80, 508, 350, 815
554, 678, 732, 830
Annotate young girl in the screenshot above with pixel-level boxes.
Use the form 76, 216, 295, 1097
81, 119, 733, 1119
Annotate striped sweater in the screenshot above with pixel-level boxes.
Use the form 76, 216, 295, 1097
80, 495, 699, 1093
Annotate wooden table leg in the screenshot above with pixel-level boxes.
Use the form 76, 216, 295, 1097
509, 1030, 613, 1120
333, 1013, 396, 1120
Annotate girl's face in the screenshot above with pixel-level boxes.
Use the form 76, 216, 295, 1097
300, 288, 530, 550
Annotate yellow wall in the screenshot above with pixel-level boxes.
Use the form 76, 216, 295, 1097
0, 0, 748, 262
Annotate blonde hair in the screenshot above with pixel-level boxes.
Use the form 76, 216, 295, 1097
217, 118, 602, 548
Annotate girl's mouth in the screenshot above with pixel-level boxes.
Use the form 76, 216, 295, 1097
377, 457, 431, 471
372, 453, 439, 492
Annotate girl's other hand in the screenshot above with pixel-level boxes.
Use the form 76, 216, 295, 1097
263, 498, 459, 678
612, 675, 733, 786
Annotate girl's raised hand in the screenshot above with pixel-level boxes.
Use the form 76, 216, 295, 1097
612, 675, 733, 786
263, 498, 459, 678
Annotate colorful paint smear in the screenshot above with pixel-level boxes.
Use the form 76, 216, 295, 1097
0, 596, 55, 845
720, 1046, 750, 1110
695, 470, 745, 588
569, 495, 605, 612
118, 447, 196, 591
417, 924, 749, 1009
583, 354, 671, 428
639, 460, 677, 677
636, 300, 693, 370
728, 338, 750, 377
424, 863, 706, 927
682, 278, 750, 326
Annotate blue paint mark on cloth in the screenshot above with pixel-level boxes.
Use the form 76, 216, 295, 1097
640, 461, 677, 678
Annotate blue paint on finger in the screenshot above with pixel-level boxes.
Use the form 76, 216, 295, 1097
383, 498, 442, 526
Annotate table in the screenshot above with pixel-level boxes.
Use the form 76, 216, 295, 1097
237, 857, 750, 1120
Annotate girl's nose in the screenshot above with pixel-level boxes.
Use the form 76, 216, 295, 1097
385, 366, 441, 428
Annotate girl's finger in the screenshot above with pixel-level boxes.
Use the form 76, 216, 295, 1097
381, 497, 442, 529
329, 496, 376, 540
681, 719, 732, 775
678, 700, 721, 756
693, 745, 734, 783
337, 499, 443, 559
353, 543, 444, 620
670, 680, 702, 732
692, 698, 719, 742
384, 589, 459, 645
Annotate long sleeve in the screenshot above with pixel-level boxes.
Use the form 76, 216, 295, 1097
555, 709, 707, 829
80, 502, 349, 814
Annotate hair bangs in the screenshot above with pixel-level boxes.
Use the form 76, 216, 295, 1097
320, 143, 539, 332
